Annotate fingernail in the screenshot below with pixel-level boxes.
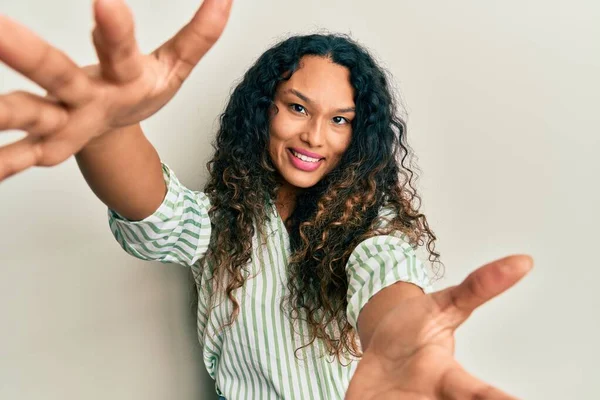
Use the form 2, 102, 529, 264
525, 255, 534, 271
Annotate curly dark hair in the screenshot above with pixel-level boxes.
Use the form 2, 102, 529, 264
198, 33, 443, 361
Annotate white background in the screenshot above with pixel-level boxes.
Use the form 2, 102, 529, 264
1, 0, 598, 398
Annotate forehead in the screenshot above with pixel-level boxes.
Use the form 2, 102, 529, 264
277, 55, 355, 105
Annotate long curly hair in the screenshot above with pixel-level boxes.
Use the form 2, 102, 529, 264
199, 33, 443, 361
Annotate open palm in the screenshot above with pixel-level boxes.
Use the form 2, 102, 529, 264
346, 255, 533, 400
0, 0, 233, 180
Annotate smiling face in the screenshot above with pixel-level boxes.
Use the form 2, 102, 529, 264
268, 55, 355, 198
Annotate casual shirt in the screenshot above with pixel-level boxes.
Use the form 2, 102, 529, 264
108, 163, 433, 399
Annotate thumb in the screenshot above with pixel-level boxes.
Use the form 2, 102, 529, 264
433, 254, 534, 329
155, 0, 234, 84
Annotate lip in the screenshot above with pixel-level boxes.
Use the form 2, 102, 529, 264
287, 149, 323, 172
289, 147, 324, 160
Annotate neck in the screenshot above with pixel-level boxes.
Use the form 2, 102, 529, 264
275, 181, 299, 223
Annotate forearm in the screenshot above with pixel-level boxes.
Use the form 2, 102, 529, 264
75, 124, 166, 221
357, 281, 425, 351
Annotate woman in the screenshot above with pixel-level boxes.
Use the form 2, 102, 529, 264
0, 0, 533, 398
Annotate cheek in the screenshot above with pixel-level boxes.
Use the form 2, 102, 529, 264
268, 114, 301, 159
269, 113, 284, 143
268, 121, 289, 163
267, 135, 280, 166
268, 126, 282, 151
270, 112, 295, 141
330, 133, 352, 158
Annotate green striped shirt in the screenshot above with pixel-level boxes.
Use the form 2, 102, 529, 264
108, 163, 433, 399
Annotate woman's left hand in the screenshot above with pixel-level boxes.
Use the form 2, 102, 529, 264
345, 255, 533, 400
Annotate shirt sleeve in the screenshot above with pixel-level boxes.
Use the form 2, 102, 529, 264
345, 208, 434, 330
107, 162, 212, 268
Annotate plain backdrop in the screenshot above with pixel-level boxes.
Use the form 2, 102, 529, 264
1, 0, 598, 399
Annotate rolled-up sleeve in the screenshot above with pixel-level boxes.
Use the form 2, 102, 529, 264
107, 162, 212, 268
345, 234, 434, 330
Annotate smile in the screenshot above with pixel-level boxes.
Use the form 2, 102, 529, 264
287, 149, 324, 172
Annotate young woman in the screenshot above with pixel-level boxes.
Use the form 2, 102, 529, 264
0, 0, 533, 398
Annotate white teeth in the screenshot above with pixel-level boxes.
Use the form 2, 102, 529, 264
291, 150, 320, 163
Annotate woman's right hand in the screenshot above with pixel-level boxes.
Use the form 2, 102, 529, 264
0, 0, 233, 181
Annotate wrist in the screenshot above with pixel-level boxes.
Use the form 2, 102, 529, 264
79, 123, 143, 154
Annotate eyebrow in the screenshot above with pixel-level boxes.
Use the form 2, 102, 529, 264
286, 89, 356, 113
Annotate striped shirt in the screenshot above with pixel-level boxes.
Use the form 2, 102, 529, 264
108, 163, 433, 399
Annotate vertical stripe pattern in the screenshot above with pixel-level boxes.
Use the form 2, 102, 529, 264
107, 163, 433, 399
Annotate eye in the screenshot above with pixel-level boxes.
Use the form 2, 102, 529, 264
332, 116, 350, 125
290, 103, 307, 115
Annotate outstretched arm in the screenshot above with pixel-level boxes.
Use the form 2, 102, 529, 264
347, 254, 533, 400
0, 0, 233, 220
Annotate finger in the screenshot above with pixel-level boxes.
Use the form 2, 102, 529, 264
0, 15, 93, 106
433, 255, 533, 328
0, 120, 87, 181
92, 0, 144, 83
439, 366, 519, 400
0, 91, 69, 135
0, 135, 42, 181
155, 0, 233, 83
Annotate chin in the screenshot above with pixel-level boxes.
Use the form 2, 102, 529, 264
280, 171, 323, 189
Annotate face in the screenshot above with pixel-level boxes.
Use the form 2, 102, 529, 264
268, 55, 355, 196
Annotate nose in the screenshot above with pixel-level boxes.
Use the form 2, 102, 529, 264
300, 118, 325, 148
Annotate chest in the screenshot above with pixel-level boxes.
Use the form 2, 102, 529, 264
202, 222, 292, 318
